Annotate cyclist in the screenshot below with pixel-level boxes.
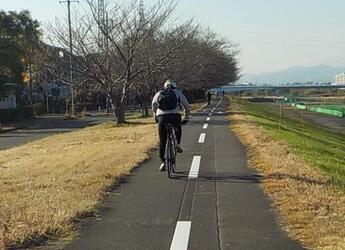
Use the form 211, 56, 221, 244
207, 91, 212, 105
152, 80, 191, 172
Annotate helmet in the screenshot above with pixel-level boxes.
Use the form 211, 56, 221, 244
164, 79, 177, 89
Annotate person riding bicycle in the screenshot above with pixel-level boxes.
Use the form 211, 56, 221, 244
207, 91, 212, 105
152, 80, 191, 172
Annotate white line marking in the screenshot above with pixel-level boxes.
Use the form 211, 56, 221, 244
206, 117, 210, 121
208, 113, 212, 116
198, 133, 206, 143
189, 156, 201, 179
170, 221, 191, 250
202, 123, 208, 129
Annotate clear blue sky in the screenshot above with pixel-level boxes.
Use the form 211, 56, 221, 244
2, 0, 345, 74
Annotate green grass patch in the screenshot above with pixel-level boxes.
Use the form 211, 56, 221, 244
239, 101, 345, 188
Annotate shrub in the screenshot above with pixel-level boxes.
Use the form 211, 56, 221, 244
33, 103, 46, 115
0, 106, 34, 122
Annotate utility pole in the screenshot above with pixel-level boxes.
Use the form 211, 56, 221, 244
139, 0, 145, 24
59, 0, 79, 116
98, 0, 112, 114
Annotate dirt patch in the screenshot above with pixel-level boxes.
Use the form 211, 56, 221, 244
228, 103, 345, 249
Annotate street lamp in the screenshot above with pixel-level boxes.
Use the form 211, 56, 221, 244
58, 50, 75, 116
59, 0, 78, 116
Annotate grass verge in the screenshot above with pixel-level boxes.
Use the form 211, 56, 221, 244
191, 102, 207, 111
241, 101, 345, 187
228, 99, 345, 249
0, 118, 157, 249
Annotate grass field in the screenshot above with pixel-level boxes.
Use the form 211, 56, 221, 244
228, 99, 345, 249
0, 118, 157, 249
238, 100, 345, 188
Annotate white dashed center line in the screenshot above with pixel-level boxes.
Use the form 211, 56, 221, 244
189, 156, 201, 179
198, 133, 206, 143
170, 99, 225, 250
170, 221, 191, 250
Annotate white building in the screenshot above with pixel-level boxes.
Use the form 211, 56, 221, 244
0, 94, 17, 109
335, 73, 345, 84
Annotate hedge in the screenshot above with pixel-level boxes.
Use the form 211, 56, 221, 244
33, 103, 46, 115
0, 106, 34, 122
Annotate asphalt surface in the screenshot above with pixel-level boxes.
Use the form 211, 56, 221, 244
59, 97, 303, 250
0, 114, 113, 150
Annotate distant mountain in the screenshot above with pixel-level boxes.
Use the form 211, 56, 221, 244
242, 65, 345, 84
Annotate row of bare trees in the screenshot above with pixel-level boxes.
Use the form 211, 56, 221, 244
47, 0, 239, 124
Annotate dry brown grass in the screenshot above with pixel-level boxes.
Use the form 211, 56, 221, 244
191, 102, 207, 111
228, 103, 345, 250
0, 119, 157, 249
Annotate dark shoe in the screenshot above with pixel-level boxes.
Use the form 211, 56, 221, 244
159, 162, 166, 172
176, 144, 183, 153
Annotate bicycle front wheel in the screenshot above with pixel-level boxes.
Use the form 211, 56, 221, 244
170, 140, 176, 174
165, 138, 173, 179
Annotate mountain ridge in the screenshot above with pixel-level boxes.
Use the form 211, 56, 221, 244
242, 65, 345, 84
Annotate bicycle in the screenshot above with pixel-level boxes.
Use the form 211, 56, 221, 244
164, 119, 188, 179
165, 123, 177, 179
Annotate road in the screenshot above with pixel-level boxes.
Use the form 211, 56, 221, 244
0, 114, 113, 150
61, 97, 303, 250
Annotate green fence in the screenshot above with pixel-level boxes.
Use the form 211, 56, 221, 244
295, 104, 307, 110
291, 103, 344, 118
307, 106, 344, 118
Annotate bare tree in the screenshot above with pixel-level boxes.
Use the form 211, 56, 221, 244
48, 0, 197, 124
134, 27, 240, 103
162, 28, 239, 100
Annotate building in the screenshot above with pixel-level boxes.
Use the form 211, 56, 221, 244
0, 94, 16, 109
335, 73, 345, 84
0, 83, 17, 109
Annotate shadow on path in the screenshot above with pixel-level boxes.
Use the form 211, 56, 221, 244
170, 171, 263, 183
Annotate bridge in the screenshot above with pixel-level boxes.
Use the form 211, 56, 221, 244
210, 84, 345, 93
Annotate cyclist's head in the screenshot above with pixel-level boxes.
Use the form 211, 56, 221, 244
164, 79, 177, 89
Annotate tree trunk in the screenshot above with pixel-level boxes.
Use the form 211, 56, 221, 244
114, 101, 126, 124
141, 102, 149, 117
141, 104, 144, 116
29, 63, 33, 105
141, 97, 150, 117
106, 96, 109, 114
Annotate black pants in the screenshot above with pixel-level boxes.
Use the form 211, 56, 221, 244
157, 114, 182, 162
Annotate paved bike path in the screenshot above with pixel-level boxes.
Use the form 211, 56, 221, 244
63, 97, 303, 250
